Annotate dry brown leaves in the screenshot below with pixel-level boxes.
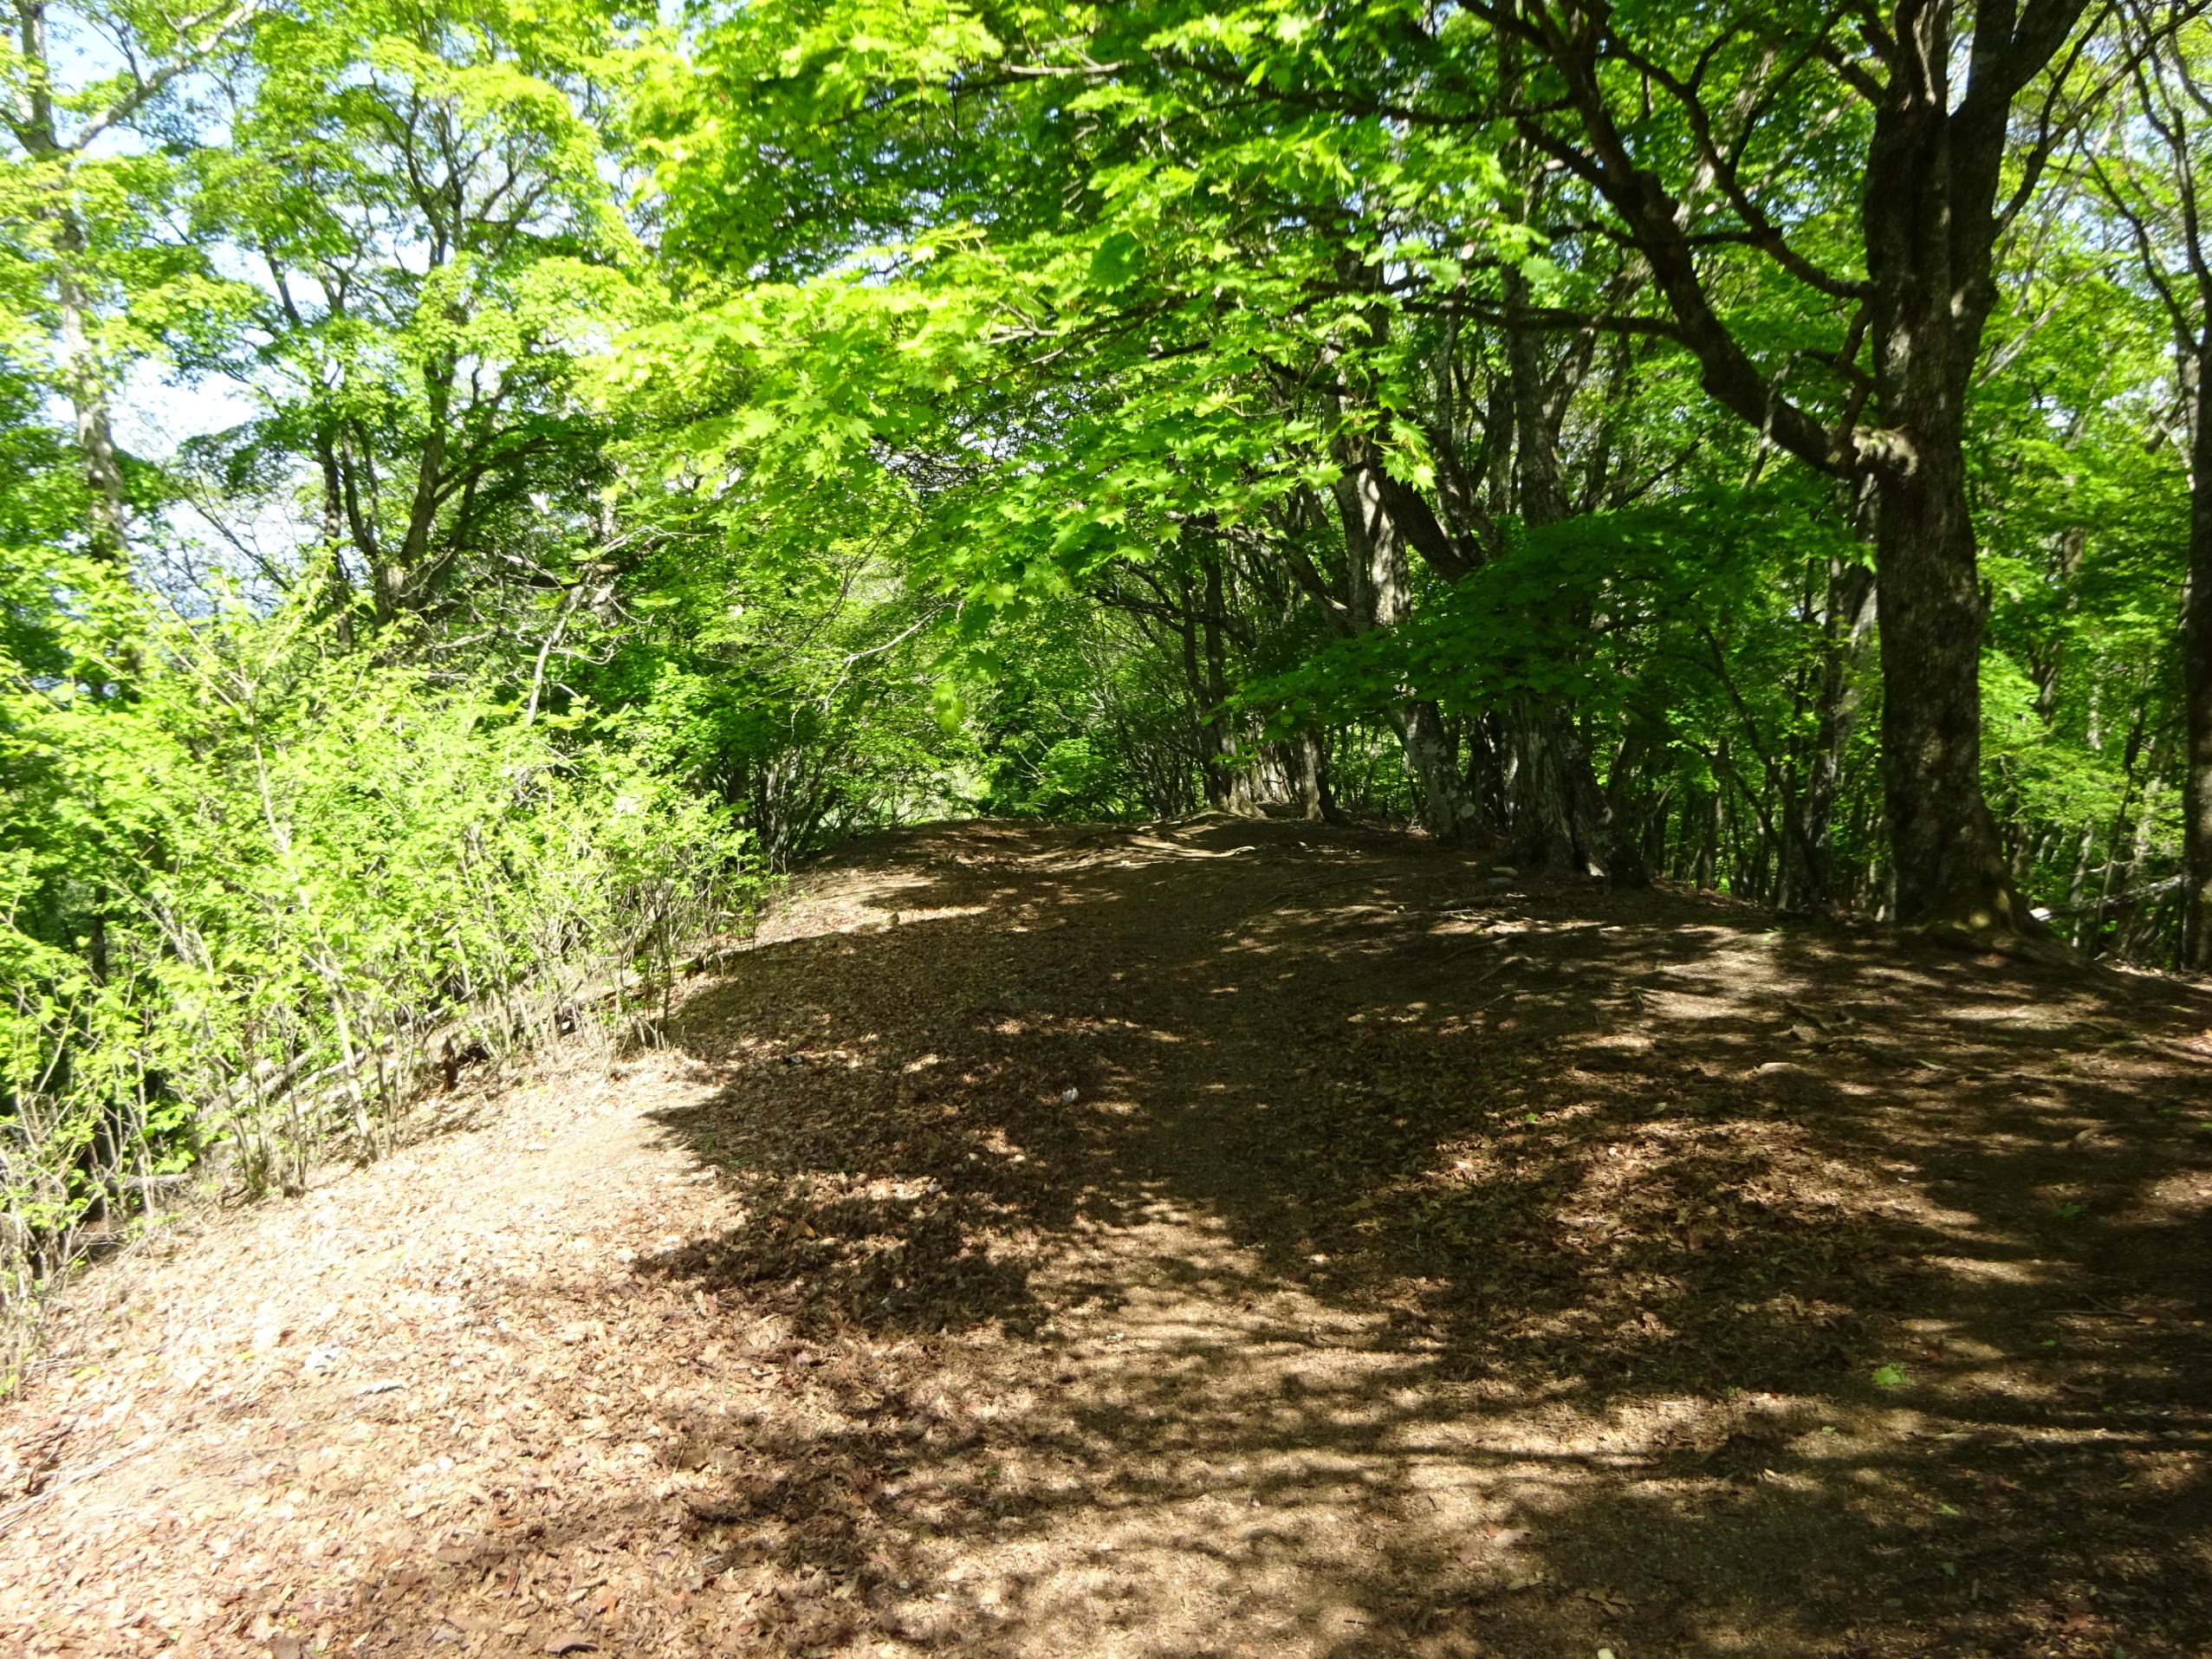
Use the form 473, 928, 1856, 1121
3, 819, 2211, 1659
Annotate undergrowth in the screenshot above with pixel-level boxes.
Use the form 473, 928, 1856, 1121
0, 577, 754, 1387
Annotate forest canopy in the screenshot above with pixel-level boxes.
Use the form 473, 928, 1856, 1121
5, 0, 2212, 1343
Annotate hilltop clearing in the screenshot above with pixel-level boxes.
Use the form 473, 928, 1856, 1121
4, 818, 2211, 1658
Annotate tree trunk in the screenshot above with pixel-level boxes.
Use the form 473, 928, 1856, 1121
1694, 780, 1720, 891
1199, 554, 1253, 813
1864, 417, 2023, 930
55, 249, 129, 560
1391, 702, 1469, 839
1780, 559, 1878, 912
1288, 721, 1337, 821
1502, 282, 1643, 883
379, 359, 453, 619
2182, 350, 2212, 967
1329, 443, 1480, 839
1507, 705, 1608, 872
1506, 0, 2087, 930
1858, 30, 2045, 936
1460, 712, 1509, 843
14, 0, 130, 561
1171, 585, 1231, 812
317, 430, 358, 649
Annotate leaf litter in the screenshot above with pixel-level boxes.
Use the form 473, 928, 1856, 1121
2, 818, 2210, 1657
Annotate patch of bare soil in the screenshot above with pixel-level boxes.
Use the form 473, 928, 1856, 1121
4, 818, 2211, 1659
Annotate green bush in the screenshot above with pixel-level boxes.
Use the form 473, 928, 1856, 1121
0, 579, 750, 1376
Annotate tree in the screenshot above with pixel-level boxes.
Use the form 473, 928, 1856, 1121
2088, 7, 2212, 965
191, 0, 637, 625
1199, 0, 2122, 932
2, 0, 260, 559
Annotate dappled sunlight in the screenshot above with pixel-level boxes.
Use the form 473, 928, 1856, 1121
605, 820, 2212, 1656
23, 820, 2186, 1656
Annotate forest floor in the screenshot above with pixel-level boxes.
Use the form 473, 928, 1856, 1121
5, 817, 2212, 1659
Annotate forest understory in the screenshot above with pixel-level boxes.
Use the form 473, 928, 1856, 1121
3, 818, 2210, 1659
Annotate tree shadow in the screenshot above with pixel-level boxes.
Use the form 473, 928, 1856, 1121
586, 817, 2212, 1656
645, 1177, 1039, 1338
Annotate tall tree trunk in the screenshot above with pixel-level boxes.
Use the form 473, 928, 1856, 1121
1199, 553, 1252, 813
14, 0, 129, 560
1502, 281, 1644, 883
1695, 774, 1722, 891
54, 245, 129, 560
2182, 350, 2212, 967
1857, 15, 2053, 936
1863, 407, 2022, 930
1506, 0, 2086, 930
1459, 712, 1509, 844
317, 430, 358, 649
380, 360, 453, 619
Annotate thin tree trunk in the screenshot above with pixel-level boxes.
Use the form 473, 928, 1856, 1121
1171, 571, 1233, 812
1328, 442, 1478, 839
317, 431, 357, 649
1460, 712, 1508, 844
1781, 559, 1878, 911
13, 0, 129, 560
1502, 272, 1643, 883
1199, 553, 1252, 813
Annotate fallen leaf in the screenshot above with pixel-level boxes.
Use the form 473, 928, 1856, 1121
685, 1496, 749, 1522
1788, 1000, 1855, 1028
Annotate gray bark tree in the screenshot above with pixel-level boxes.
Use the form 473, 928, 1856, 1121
1461, 0, 2108, 934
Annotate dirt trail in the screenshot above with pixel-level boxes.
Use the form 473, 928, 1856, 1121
6, 818, 2212, 1659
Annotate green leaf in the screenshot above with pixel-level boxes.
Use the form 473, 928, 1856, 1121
1088, 230, 1146, 294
